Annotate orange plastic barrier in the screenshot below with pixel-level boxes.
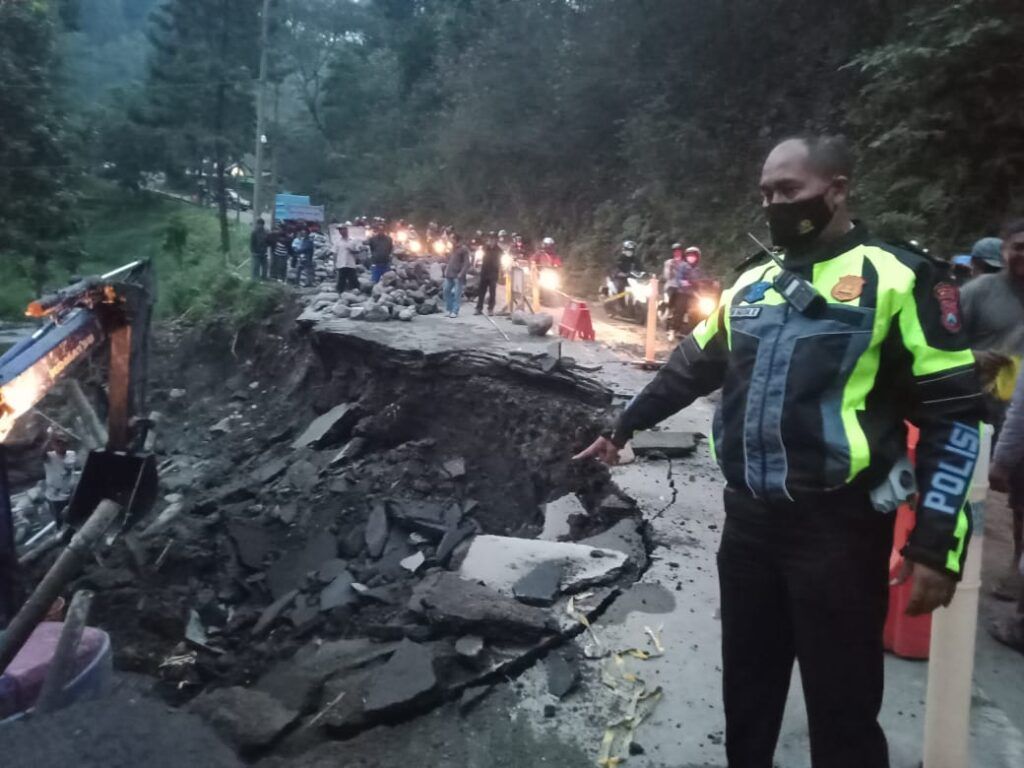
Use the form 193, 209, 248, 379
883, 425, 932, 660
559, 300, 596, 341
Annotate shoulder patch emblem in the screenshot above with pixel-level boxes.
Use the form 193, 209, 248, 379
831, 275, 865, 302
934, 282, 962, 333
743, 280, 770, 303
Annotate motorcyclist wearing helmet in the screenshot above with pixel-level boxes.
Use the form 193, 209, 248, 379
609, 239, 639, 293
616, 240, 639, 274
681, 246, 703, 283
664, 242, 690, 337
533, 237, 562, 268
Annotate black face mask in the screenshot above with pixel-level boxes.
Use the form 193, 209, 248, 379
766, 194, 835, 251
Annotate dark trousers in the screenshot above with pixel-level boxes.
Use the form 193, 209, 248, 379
336, 267, 358, 293
666, 287, 690, 332
251, 252, 267, 280
477, 276, 498, 312
298, 254, 315, 287
718, 487, 893, 768
270, 253, 287, 281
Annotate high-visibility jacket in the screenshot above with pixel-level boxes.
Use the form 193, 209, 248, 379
613, 225, 984, 577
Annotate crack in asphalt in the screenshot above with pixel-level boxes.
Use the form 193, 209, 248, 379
649, 457, 678, 521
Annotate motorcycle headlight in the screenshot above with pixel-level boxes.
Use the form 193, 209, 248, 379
433, 240, 447, 256
500, 252, 513, 270
697, 295, 717, 316
409, 239, 422, 254
396, 230, 409, 244
539, 268, 561, 291
475, 247, 484, 264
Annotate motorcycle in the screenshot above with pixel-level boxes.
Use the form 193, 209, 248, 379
662, 278, 722, 336
537, 264, 562, 307
601, 270, 654, 323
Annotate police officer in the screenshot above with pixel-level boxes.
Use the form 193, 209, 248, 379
576, 136, 983, 767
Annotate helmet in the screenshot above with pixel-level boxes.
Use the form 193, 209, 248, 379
498, 229, 508, 237
542, 237, 555, 247
684, 246, 701, 263
671, 242, 683, 251
622, 240, 637, 252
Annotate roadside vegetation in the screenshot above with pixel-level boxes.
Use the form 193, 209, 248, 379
0, 181, 284, 324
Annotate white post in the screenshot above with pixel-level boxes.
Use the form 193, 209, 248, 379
922, 424, 992, 767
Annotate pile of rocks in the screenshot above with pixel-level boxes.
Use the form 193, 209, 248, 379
303, 261, 446, 323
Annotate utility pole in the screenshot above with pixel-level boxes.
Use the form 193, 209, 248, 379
252, 0, 273, 226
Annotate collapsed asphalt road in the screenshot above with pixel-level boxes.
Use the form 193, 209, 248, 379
8, 275, 666, 765
8, 260, 1024, 768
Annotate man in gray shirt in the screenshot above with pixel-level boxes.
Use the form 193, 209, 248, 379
991, 368, 1024, 653
962, 221, 1024, 605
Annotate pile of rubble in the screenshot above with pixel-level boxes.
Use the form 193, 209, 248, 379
300, 258, 556, 335
22, 314, 647, 759
305, 261, 448, 323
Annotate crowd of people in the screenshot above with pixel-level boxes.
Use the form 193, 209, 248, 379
248, 215, 564, 318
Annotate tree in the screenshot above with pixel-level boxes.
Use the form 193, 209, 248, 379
0, 0, 80, 293
851, 0, 1024, 246
143, 0, 259, 254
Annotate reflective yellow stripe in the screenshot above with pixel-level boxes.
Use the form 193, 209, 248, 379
813, 248, 877, 480
883, 253, 976, 376
691, 306, 721, 350
946, 503, 970, 574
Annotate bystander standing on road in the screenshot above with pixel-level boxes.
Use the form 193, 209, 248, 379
368, 224, 394, 283
294, 227, 315, 287
961, 225, 1024, 601
249, 218, 268, 280
475, 232, 502, 315
331, 223, 360, 293
269, 226, 289, 282
990, 366, 1024, 653
970, 236, 1005, 279
576, 136, 983, 767
444, 233, 472, 318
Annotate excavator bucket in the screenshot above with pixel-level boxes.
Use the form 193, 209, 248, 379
65, 450, 158, 529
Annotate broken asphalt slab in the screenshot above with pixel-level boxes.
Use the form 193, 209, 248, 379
188, 686, 299, 753
545, 649, 581, 698
580, 518, 648, 571
630, 430, 698, 457
256, 638, 399, 713
459, 535, 628, 597
319, 569, 358, 611
251, 456, 289, 485
539, 493, 588, 541
292, 403, 361, 450
363, 639, 439, 716
409, 572, 555, 640
386, 498, 461, 539
513, 561, 565, 607
228, 519, 275, 570
365, 502, 389, 558
266, 535, 338, 598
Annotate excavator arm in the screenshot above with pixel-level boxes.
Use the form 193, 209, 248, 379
0, 308, 106, 444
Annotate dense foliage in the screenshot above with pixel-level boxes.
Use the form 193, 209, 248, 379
0, 0, 80, 293
5, 0, 1024, 308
